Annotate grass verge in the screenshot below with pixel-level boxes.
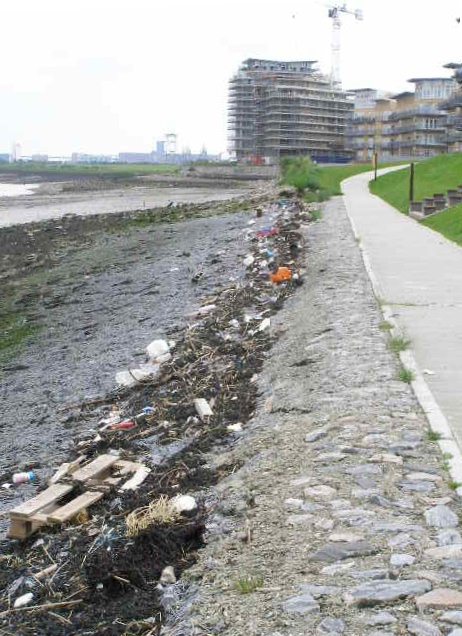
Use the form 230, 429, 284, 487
420, 203, 462, 247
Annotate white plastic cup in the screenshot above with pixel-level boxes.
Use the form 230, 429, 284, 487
12, 471, 35, 485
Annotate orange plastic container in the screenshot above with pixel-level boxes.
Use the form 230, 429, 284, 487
270, 267, 292, 284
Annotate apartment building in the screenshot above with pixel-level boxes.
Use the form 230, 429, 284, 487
440, 63, 462, 153
346, 77, 457, 161
228, 58, 354, 164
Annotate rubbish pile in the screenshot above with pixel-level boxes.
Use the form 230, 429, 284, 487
0, 195, 313, 635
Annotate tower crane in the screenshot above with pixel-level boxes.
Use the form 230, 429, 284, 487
326, 3, 363, 86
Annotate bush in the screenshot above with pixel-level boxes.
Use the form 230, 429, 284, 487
280, 157, 321, 195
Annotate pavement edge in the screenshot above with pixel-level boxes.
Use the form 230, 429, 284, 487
342, 188, 462, 497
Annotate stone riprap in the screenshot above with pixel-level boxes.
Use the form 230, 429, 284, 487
171, 196, 462, 635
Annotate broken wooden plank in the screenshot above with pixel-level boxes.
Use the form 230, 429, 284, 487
120, 466, 151, 491
114, 459, 144, 475
47, 491, 104, 524
72, 455, 118, 483
49, 456, 86, 485
10, 485, 73, 520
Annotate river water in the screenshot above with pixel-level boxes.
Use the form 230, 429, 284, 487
0, 183, 38, 197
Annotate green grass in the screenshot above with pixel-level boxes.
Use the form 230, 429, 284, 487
379, 320, 393, 331
426, 430, 442, 441
0, 313, 40, 364
420, 203, 462, 246
388, 336, 411, 353
0, 161, 180, 179
369, 152, 462, 213
448, 479, 462, 490
397, 366, 414, 383
233, 575, 264, 594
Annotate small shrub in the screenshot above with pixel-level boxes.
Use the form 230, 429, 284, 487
426, 430, 442, 441
448, 479, 461, 490
397, 367, 414, 383
388, 336, 411, 353
233, 575, 264, 594
379, 320, 393, 331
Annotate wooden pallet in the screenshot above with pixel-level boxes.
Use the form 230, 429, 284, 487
8, 455, 148, 539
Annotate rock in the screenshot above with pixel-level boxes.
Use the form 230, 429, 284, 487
282, 593, 320, 615
388, 533, 413, 549
355, 477, 377, 489
321, 562, 355, 576
390, 553, 415, 567
329, 531, 365, 543
305, 427, 329, 443
424, 506, 459, 528
346, 465, 382, 476
437, 530, 462, 546
407, 617, 442, 635
439, 610, 462, 625
371, 522, 423, 534
406, 472, 442, 483
160, 566, 176, 585
352, 569, 389, 580
401, 481, 435, 493
447, 630, 462, 636
366, 611, 397, 626
314, 452, 347, 462
286, 514, 315, 526
417, 588, 462, 609
304, 485, 337, 499
309, 541, 376, 563
424, 546, 462, 560
344, 580, 431, 606
369, 453, 403, 464
316, 617, 345, 633
300, 584, 341, 598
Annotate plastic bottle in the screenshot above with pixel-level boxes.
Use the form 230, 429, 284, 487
12, 470, 35, 485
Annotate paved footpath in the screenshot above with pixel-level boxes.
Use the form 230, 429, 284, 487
174, 195, 462, 636
343, 170, 462, 454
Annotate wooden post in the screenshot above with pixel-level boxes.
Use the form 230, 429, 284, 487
409, 162, 415, 211
372, 151, 378, 181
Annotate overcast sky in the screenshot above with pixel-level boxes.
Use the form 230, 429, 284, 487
1, 0, 461, 157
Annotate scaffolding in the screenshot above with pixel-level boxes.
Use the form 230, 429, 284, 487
228, 59, 354, 164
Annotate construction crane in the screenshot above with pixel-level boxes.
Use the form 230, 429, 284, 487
326, 3, 363, 86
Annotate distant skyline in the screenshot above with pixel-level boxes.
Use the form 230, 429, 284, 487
1, 0, 461, 157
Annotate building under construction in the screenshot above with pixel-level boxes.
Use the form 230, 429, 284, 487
228, 58, 354, 164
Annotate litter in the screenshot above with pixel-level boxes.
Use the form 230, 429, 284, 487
270, 267, 292, 284
193, 398, 213, 420
243, 254, 255, 267
259, 318, 271, 332
171, 494, 197, 513
14, 593, 34, 609
146, 339, 171, 364
12, 471, 35, 485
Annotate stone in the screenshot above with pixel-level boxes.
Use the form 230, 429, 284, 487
407, 617, 442, 636
316, 617, 345, 633
300, 584, 341, 598
366, 611, 396, 626
314, 452, 347, 462
346, 465, 382, 476
425, 546, 462, 560
439, 610, 462, 625
370, 453, 403, 465
388, 533, 413, 549
282, 593, 320, 615
344, 580, 431, 606
371, 522, 423, 534
355, 477, 377, 489
353, 569, 389, 580
329, 531, 365, 543
437, 530, 462, 546
284, 498, 305, 509
424, 506, 459, 528
315, 518, 335, 531
304, 485, 337, 499
406, 472, 442, 483
401, 481, 435, 493
160, 566, 176, 585
291, 476, 313, 486
309, 541, 376, 563
417, 588, 462, 609
321, 562, 355, 576
286, 514, 315, 526
390, 553, 415, 567
305, 428, 329, 443
447, 630, 462, 636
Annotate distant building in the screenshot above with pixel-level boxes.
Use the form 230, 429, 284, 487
345, 76, 457, 161
31, 154, 49, 162
71, 153, 116, 163
10, 142, 22, 162
0, 153, 9, 163
228, 58, 354, 164
440, 63, 462, 154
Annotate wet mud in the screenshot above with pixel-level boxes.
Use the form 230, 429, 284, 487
0, 186, 311, 635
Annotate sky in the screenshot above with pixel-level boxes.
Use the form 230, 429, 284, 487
1, 0, 461, 157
